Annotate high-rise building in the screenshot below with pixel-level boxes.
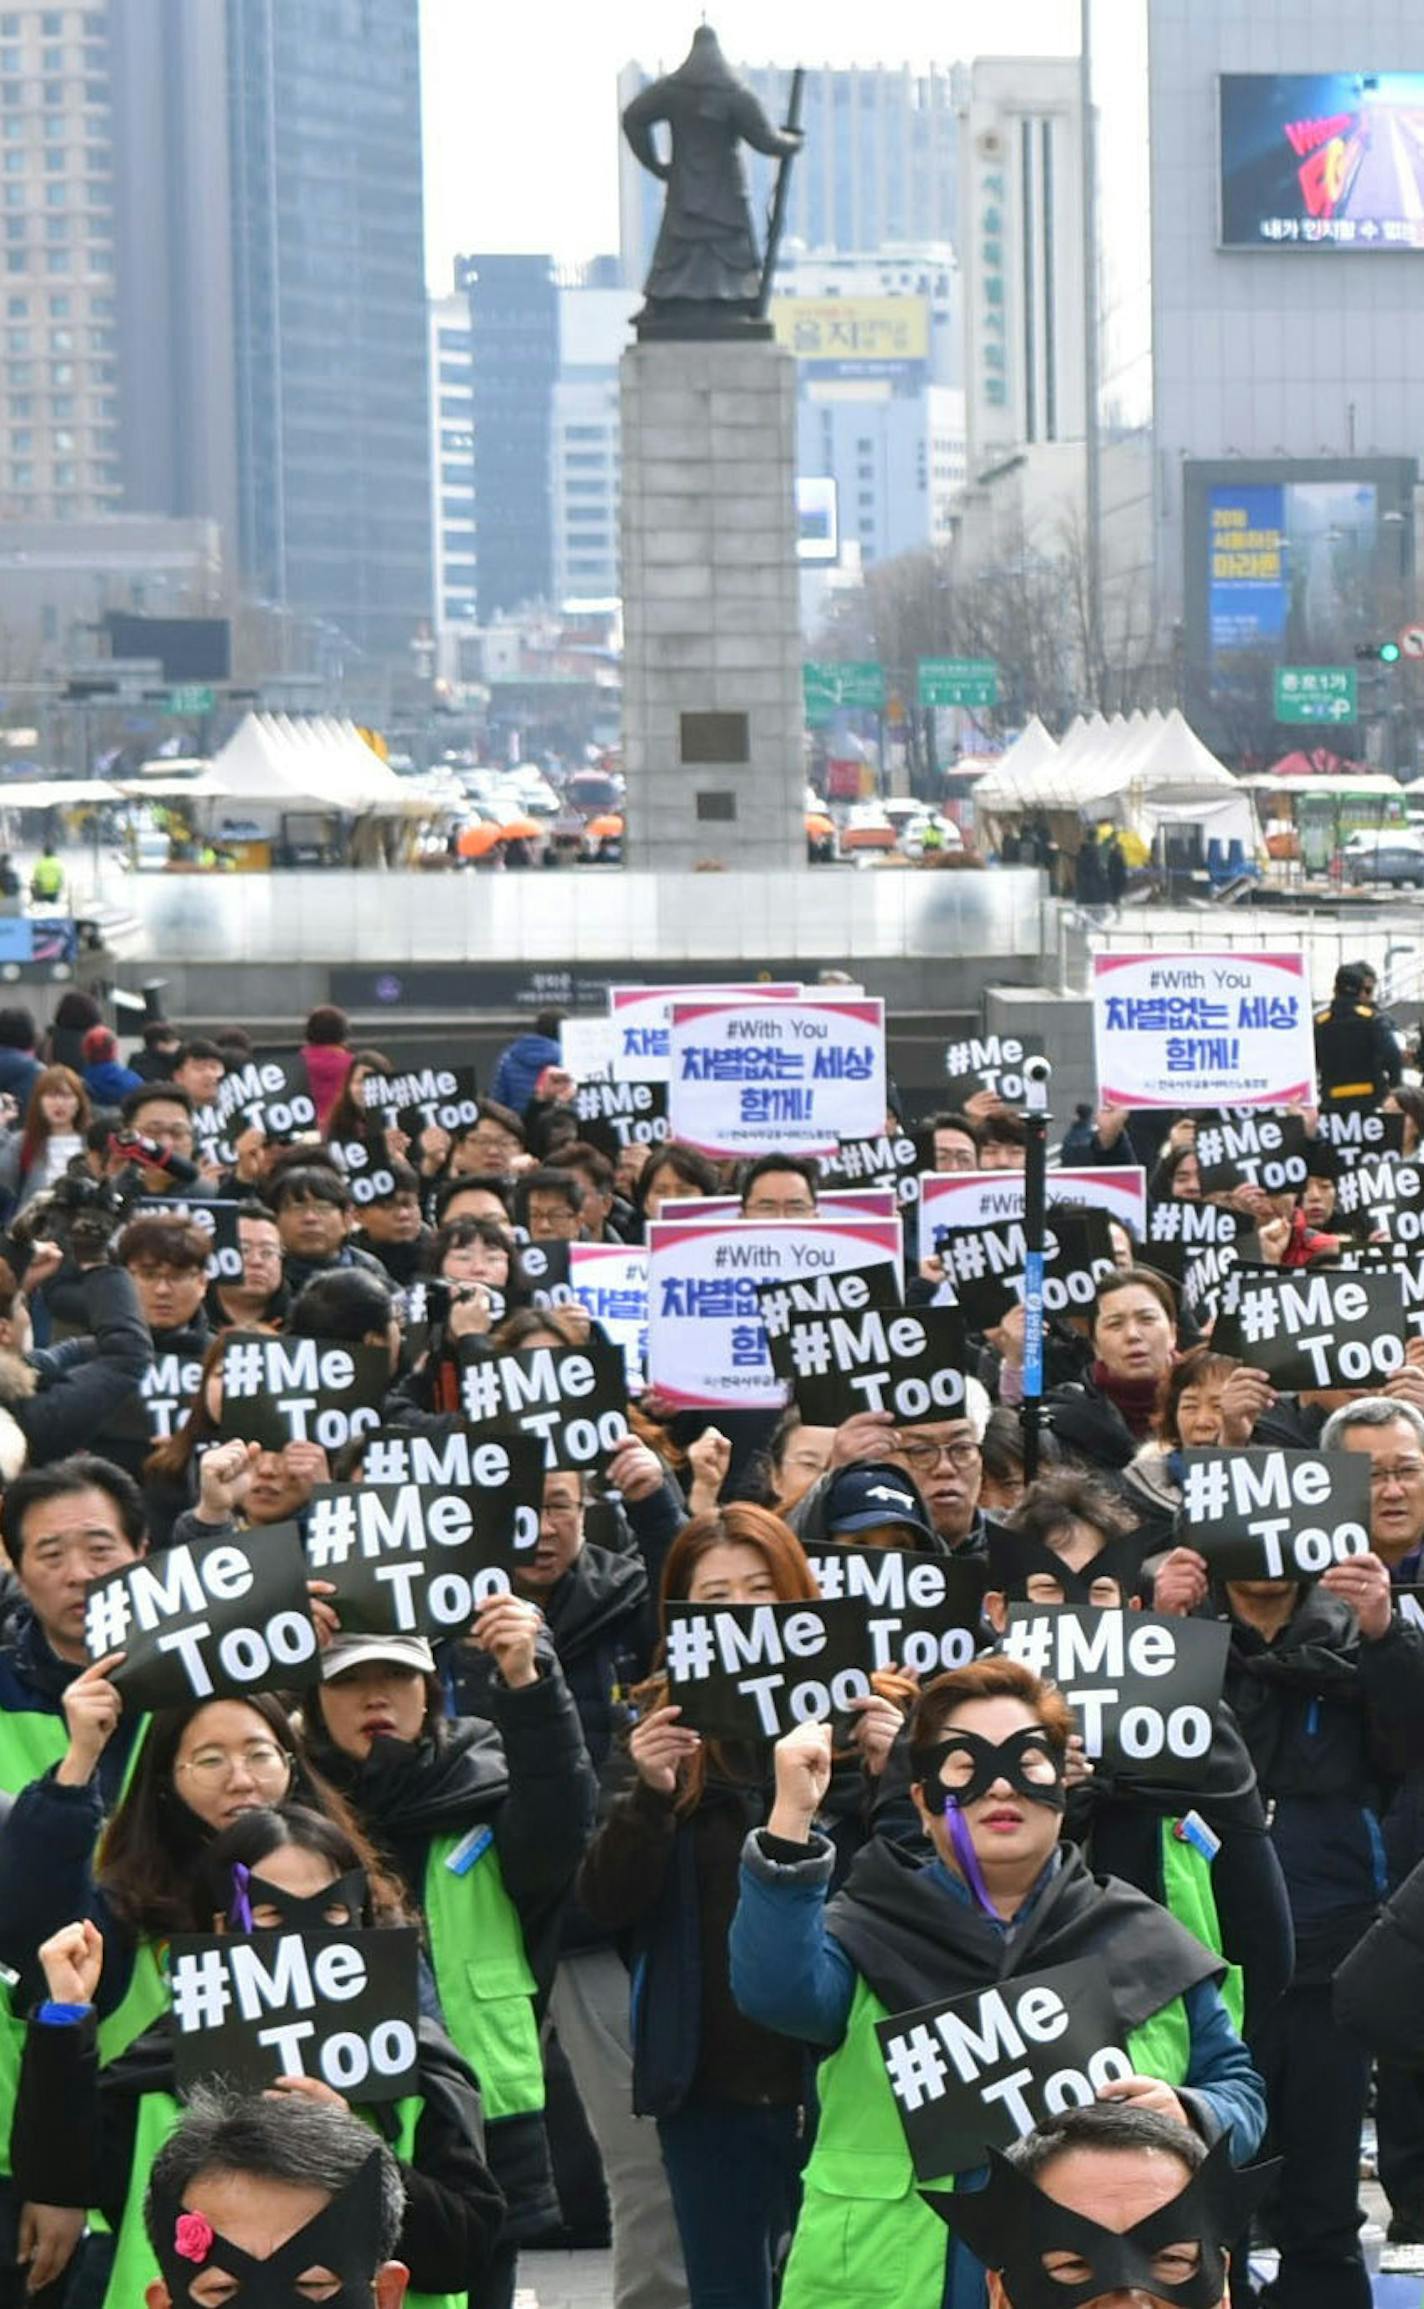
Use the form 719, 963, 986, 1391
0, 3, 124, 523
618, 59, 958, 292
550, 277, 637, 604
226, 0, 432, 663
428, 288, 475, 665
463, 253, 558, 625
1086, 0, 1424, 739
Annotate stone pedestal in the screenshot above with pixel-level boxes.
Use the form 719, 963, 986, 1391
620, 338, 803, 873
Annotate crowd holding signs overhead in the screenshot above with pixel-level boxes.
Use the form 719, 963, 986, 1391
5, 959, 1424, 2307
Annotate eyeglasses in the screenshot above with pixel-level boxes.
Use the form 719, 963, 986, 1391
1369, 1462, 1424, 1488
898, 1439, 982, 1472
174, 1741, 292, 1787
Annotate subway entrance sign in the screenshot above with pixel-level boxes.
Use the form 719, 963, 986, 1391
917, 657, 999, 710
1274, 667, 1356, 725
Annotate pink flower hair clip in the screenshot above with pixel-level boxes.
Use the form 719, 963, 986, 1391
174, 2212, 214, 2264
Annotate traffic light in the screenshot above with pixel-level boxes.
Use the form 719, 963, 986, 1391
1356, 640, 1403, 662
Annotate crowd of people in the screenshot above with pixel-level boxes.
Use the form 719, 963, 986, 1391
1, 978, 1424, 2309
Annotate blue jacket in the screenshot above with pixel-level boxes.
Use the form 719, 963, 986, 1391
82, 1058, 143, 1106
0, 1046, 40, 1112
491, 1032, 560, 1118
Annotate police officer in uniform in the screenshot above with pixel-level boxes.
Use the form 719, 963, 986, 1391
1313, 963, 1400, 1113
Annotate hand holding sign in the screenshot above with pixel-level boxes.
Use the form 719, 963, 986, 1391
56, 1651, 125, 1787
469, 1593, 541, 1688
630, 1703, 700, 1797
1320, 1550, 1392, 1639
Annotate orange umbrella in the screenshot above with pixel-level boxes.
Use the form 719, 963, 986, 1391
587, 813, 624, 839
805, 812, 835, 839
497, 816, 542, 841
456, 821, 502, 858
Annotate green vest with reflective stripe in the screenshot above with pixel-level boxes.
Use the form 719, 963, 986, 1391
778, 1975, 1191, 2309
421, 1828, 543, 2123
0, 1719, 150, 2178
1159, 1817, 1244, 2035
104, 2080, 462, 2309
30, 857, 62, 900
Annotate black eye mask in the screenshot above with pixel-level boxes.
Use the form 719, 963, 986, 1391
987, 1526, 1146, 1606
150, 2144, 387, 2309
228, 1865, 370, 1933
926, 2135, 1279, 2309
911, 1725, 1067, 1816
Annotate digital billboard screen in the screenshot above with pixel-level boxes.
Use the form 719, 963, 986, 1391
1221, 74, 1424, 248
1208, 478, 1378, 671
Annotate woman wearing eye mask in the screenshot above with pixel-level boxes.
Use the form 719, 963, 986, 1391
11, 1806, 504, 2309
730, 1656, 1265, 2309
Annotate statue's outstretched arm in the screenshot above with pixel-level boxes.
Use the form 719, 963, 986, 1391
730, 84, 802, 159
622, 83, 673, 179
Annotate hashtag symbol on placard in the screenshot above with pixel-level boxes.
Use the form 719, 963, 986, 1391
170, 1945, 234, 2033
1001, 1615, 1054, 1676
1238, 1289, 1279, 1346
461, 1359, 502, 1421
883, 2023, 950, 2112
85, 1577, 132, 1655
789, 1324, 832, 1378
813, 1553, 844, 1600
308, 1489, 358, 1568
363, 1434, 407, 1484
575, 1087, 598, 1121
952, 1234, 986, 1280
760, 1287, 791, 1337
945, 1043, 969, 1077
224, 1339, 266, 1398
1181, 1457, 1229, 1521
1154, 1204, 1182, 1242
665, 1613, 716, 1680
1196, 1130, 1223, 1169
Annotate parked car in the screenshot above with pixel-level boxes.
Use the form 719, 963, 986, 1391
1346, 844, 1424, 889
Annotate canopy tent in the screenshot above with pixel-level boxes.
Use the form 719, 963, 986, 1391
960, 715, 1060, 809
974, 708, 1260, 860
182, 715, 431, 816
0, 778, 125, 808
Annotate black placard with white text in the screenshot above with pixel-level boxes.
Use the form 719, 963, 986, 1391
84, 1523, 319, 1708
755, 1261, 902, 1342
1209, 1265, 1407, 1392
216, 1054, 319, 1141
511, 1236, 574, 1310
1317, 1109, 1405, 1167
457, 1336, 629, 1469
325, 1133, 398, 1209
304, 1468, 544, 1639
1144, 1196, 1240, 1283
361, 1063, 480, 1143
999, 1607, 1230, 1784
802, 1547, 986, 1678
933, 1210, 1115, 1331
169, 1927, 420, 2102
943, 1031, 1045, 1111
1177, 1448, 1373, 1582
359, 1423, 544, 1490
1194, 1111, 1308, 1196
218, 1332, 391, 1453
133, 1197, 243, 1285
818, 1130, 923, 1212
666, 1596, 920, 1741
770, 1303, 970, 1427
875, 1960, 1134, 2180
570, 1077, 669, 1160
1334, 1154, 1424, 1243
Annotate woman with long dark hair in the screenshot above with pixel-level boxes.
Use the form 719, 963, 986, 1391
0, 1063, 90, 1211
13, 1805, 503, 2309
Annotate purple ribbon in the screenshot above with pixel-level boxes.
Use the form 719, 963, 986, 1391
946, 1800, 1000, 1919
229, 1862, 253, 1932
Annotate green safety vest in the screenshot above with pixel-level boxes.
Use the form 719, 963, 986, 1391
421, 1828, 544, 2123
106, 2080, 462, 2309
778, 1974, 1191, 2309
1159, 1817, 1244, 2034
30, 858, 62, 898
0, 1715, 150, 2177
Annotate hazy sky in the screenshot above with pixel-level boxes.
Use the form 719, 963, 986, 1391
421, 0, 1081, 286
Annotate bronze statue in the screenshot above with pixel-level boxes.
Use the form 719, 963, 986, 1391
622, 27, 804, 339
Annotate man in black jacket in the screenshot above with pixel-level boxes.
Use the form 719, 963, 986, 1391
1314, 964, 1401, 1113
2, 1249, 151, 1470
1155, 1539, 1424, 2309
79, 1214, 212, 1480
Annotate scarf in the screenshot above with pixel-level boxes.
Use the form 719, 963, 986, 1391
1091, 1359, 1162, 1439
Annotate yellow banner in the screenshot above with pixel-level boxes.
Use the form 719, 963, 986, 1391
770, 296, 929, 366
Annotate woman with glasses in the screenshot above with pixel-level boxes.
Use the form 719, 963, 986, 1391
784, 1380, 994, 1562
0, 1690, 359, 2049
302, 1620, 597, 2309
12, 1805, 505, 2309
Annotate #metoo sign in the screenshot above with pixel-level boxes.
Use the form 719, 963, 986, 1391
1178, 1449, 1372, 1582
1210, 1266, 1407, 1390
218, 1333, 390, 1451
665, 1597, 927, 1740
876, 1960, 1134, 2179
169, 1928, 419, 2101
85, 1525, 318, 1708
1000, 1607, 1229, 1783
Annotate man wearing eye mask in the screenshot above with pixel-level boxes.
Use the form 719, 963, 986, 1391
142, 2083, 409, 2308
729, 1657, 1264, 2309
940, 2101, 1275, 2309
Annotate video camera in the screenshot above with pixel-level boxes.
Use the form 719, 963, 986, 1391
9, 1131, 202, 1264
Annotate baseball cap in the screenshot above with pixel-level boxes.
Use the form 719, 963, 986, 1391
823, 1462, 935, 1544
320, 1633, 436, 1681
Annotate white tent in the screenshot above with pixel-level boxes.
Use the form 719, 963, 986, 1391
964, 715, 1059, 808
0, 778, 124, 808
185, 714, 428, 816
975, 708, 1258, 856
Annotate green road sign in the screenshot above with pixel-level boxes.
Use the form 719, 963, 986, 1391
917, 656, 999, 709
802, 660, 886, 721
163, 684, 216, 716
1274, 666, 1356, 725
